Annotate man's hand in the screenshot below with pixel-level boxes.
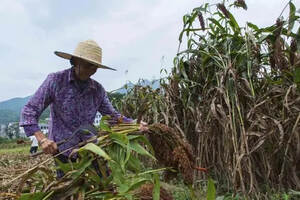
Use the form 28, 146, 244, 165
40, 138, 58, 155
139, 121, 149, 132
34, 131, 58, 155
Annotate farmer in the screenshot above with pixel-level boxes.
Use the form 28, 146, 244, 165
20, 40, 147, 177
29, 135, 38, 154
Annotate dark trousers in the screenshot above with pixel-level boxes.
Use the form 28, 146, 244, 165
30, 146, 38, 154
55, 154, 106, 179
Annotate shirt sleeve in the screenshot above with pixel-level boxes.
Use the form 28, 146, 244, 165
98, 87, 133, 124
20, 74, 54, 136
23, 125, 40, 137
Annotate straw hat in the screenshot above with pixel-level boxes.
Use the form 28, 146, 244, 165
54, 40, 116, 71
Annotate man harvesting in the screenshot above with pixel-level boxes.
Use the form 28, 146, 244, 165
20, 40, 146, 177
29, 135, 38, 154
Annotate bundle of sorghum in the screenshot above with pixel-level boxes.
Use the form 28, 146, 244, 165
146, 124, 197, 184
135, 184, 173, 200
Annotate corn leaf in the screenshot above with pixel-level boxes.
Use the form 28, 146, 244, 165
129, 141, 156, 160
54, 158, 72, 173
228, 12, 240, 33
128, 135, 155, 155
288, 1, 296, 35
126, 155, 142, 172
294, 68, 300, 83
19, 192, 47, 200
110, 132, 129, 146
69, 155, 93, 178
109, 161, 125, 185
207, 178, 216, 200
247, 22, 259, 32
153, 173, 160, 200
79, 143, 111, 160
119, 177, 150, 194
100, 116, 111, 132
209, 18, 225, 32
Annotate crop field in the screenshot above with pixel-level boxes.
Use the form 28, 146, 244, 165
0, 146, 30, 154
1, 0, 300, 199
0, 144, 53, 196
0, 123, 212, 200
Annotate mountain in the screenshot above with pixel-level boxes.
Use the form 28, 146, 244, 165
0, 96, 31, 124
0, 96, 31, 112
0, 96, 50, 125
0, 109, 20, 124
138, 79, 160, 89
113, 82, 135, 94
113, 79, 160, 94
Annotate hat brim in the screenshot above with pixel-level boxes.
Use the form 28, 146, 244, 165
54, 51, 117, 71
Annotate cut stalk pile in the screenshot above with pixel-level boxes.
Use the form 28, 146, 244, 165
1, 118, 192, 200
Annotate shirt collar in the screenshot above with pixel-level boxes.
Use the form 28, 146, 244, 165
68, 67, 97, 90
68, 67, 76, 82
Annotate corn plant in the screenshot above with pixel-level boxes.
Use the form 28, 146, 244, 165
116, 81, 167, 125
116, 0, 300, 198
163, 0, 300, 198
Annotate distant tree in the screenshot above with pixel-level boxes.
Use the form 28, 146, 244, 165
108, 92, 125, 101
40, 107, 50, 120
6, 122, 20, 139
108, 92, 125, 110
14, 123, 20, 138
6, 125, 13, 139
3, 125, 9, 138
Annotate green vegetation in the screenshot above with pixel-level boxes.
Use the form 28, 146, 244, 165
0, 96, 31, 124
114, 0, 300, 199
0, 109, 20, 124
0, 95, 49, 125
2, 118, 190, 199
1, 0, 300, 199
0, 145, 29, 154
0, 138, 30, 154
0, 118, 216, 199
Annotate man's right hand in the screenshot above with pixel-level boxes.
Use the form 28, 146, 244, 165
34, 131, 58, 155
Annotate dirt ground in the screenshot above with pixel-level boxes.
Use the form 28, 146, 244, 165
0, 146, 53, 195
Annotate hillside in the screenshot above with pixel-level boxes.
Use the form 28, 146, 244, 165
0, 96, 31, 113
0, 96, 31, 124
0, 95, 50, 124
111, 79, 160, 94
0, 109, 20, 124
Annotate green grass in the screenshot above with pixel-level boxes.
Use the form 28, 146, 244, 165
0, 138, 30, 147
0, 145, 30, 154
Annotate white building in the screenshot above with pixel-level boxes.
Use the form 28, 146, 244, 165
39, 123, 49, 134
94, 112, 102, 126
19, 126, 26, 138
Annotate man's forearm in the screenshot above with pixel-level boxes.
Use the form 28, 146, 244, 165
34, 131, 57, 154
34, 131, 46, 143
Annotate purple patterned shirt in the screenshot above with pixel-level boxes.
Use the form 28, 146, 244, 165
20, 67, 132, 155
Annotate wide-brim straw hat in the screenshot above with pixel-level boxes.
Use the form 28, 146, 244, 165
54, 40, 116, 71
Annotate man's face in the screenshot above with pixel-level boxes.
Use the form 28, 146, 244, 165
74, 58, 98, 80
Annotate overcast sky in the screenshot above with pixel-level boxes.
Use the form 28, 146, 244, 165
0, 0, 299, 102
